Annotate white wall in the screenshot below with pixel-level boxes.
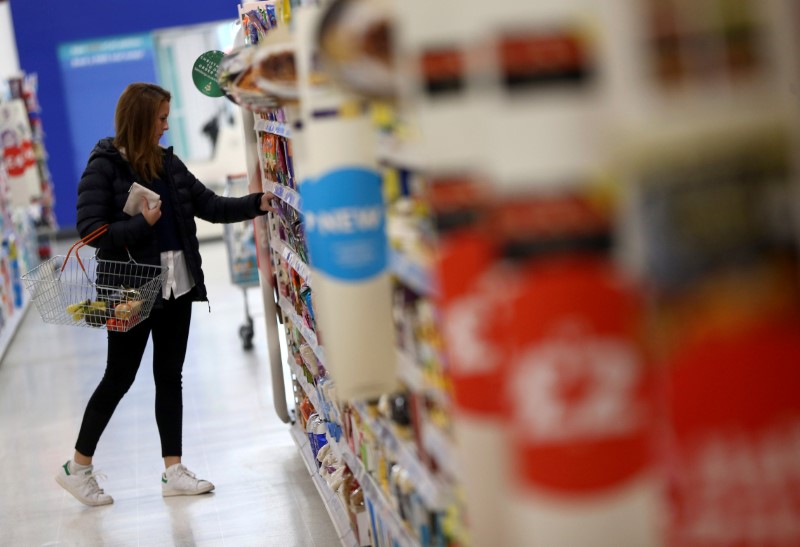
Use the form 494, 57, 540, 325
0, 2, 20, 79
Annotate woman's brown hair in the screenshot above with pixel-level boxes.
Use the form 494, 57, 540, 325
113, 83, 171, 182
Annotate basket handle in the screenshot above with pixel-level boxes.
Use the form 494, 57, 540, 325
62, 224, 109, 273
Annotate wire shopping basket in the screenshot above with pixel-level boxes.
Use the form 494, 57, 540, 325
20, 224, 168, 332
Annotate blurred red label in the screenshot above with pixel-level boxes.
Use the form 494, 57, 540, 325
420, 48, 465, 95
509, 257, 653, 493
499, 31, 592, 89
426, 176, 486, 214
666, 319, 800, 546
492, 194, 608, 242
421, 49, 463, 80
438, 230, 504, 416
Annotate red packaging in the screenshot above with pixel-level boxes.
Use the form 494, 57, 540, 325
509, 254, 654, 493
428, 176, 501, 417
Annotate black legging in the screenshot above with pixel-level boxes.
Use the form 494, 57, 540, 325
75, 293, 193, 458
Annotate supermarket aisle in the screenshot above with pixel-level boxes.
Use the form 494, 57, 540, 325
0, 239, 339, 546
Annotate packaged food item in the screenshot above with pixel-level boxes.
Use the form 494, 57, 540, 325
306, 413, 329, 462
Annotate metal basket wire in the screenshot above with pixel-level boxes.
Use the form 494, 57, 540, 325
20, 224, 168, 333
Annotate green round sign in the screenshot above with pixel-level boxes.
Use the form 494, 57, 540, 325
192, 50, 225, 97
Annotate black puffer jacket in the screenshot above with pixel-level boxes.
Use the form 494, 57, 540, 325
76, 137, 265, 303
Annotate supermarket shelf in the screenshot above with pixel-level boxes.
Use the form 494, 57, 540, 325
352, 401, 450, 510
290, 359, 322, 412
279, 296, 325, 364
327, 435, 418, 547
395, 351, 457, 478
395, 349, 425, 392
264, 180, 303, 211
421, 422, 460, 482
375, 134, 425, 171
395, 349, 450, 410
290, 425, 360, 547
389, 249, 434, 296
254, 118, 292, 138
0, 297, 29, 364
271, 236, 312, 286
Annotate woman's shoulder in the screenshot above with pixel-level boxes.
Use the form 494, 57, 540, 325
80, 140, 128, 187
87, 138, 123, 165
164, 148, 191, 176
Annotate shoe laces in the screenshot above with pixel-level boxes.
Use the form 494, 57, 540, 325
84, 471, 108, 494
172, 464, 197, 480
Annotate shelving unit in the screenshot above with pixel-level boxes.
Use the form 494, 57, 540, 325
350, 401, 449, 511
289, 424, 361, 547
227, 1, 462, 544
278, 296, 325, 363
0, 296, 28, 363
325, 434, 418, 547
0, 73, 46, 364
394, 350, 449, 414
230, 0, 800, 545
375, 133, 426, 172
388, 249, 433, 297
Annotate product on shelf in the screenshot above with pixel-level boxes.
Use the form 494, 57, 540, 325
625, 123, 800, 546
317, 0, 397, 99
306, 413, 329, 463
254, 38, 300, 100
0, 99, 40, 208
239, 1, 278, 46
218, 46, 280, 112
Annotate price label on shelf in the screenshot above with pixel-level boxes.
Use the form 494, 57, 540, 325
268, 182, 303, 211
271, 237, 312, 284
255, 118, 292, 138
266, 121, 291, 138
281, 247, 312, 284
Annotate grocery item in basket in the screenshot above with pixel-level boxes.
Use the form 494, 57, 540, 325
66, 299, 112, 327
114, 300, 143, 320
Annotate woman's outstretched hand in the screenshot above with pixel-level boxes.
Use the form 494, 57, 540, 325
260, 192, 278, 214
142, 196, 162, 226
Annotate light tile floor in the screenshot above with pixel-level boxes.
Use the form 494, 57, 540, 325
0, 239, 339, 546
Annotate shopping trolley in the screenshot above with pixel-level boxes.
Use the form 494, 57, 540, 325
20, 224, 168, 332
224, 174, 261, 350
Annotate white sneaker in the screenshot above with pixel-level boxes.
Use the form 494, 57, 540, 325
161, 463, 214, 497
55, 461, 114, 506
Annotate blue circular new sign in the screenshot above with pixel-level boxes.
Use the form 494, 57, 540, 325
301, 167, 387, 282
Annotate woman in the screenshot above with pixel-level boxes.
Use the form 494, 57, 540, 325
55, 82, 275, 506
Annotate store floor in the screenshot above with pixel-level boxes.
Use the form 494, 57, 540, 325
0, 239, 339, 546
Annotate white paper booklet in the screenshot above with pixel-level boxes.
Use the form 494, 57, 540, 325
123, 182, 160, 216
